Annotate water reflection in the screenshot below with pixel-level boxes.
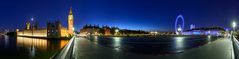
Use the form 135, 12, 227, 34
17, 37, 69, 51
174, 36, 185, 53
17, 37, 48, 50
29, 46, 35, 58
16, 37, 69, 58
112, 37, 122, 51
4, 35, 9, 47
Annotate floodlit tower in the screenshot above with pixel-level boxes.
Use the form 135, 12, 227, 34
68, 7, 74, 35
26, 22, 31, 30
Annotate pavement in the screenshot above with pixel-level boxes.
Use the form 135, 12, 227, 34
73, 37, 233, 59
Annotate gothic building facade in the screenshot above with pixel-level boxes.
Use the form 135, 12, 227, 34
17, 8, 74, 38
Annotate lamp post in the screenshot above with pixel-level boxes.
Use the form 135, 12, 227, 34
30, 18, 35, 58
231, 21, 237, 59
31, 18, 34, 36
233, 21, 236, 31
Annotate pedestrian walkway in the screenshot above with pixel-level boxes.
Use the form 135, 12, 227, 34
73, 37, 233, 59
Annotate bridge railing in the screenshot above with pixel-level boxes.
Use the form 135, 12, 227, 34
232, 35, 239, 59
233, 36, 239, 48
50, 36, 76, 59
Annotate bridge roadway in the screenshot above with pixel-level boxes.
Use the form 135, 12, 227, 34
52, 35, 238, 59
72, 36, 234, 59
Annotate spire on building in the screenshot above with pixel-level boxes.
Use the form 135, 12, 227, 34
69, 7, 73, 15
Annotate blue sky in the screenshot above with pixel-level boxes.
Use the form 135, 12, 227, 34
0, 0, 238, 31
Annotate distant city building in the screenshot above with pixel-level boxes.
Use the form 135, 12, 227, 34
17, 8, 74, 38
190, 24, 195, 30
79, 24, 149, 36
183, 27, 226, 36
80, 25, 101, 36
104, 28, 112, 36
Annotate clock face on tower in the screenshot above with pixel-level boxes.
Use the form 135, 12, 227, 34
69, 15, 73, 20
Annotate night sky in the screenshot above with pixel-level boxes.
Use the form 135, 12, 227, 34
0, 0, 239, 31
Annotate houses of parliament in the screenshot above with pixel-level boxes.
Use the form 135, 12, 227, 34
17, 8, 74, 38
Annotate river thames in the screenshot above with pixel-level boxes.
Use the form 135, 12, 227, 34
0, 35, 69, 59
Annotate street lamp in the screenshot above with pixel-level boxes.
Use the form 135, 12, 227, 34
31, 18, 34, 21
231, 21, 238, 59
31, 18, 34, 36
232, 21, 237, 30
231, 21, 237, 36
115, 29, 119, 35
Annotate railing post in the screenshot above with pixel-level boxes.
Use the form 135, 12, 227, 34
232, 35, 239, 59
69, 37, 75, 59
50, 36, 76, 59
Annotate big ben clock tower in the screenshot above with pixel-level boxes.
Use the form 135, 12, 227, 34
68, 7, 74, 35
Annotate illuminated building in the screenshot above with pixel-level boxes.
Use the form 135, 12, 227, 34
68, 7, 74, 35
190, 24, 195, 30
47, 21, 69, 38
182, 27, 226, 36
17, 8, 74, 38
104, 28, 112, 36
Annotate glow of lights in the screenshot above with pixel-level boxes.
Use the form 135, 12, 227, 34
115, 29, 119, 33
207, 35, 211, 39
4, 35, 9, 46
177, 27, 182, 32
72, 27, 75, 31
93, 36, 98, 43
207, 31, 211, 34
18, 33, 47, 37
207, 35, 211, 43
174, 37, 185, 49
150, 31, 158, 35
69, 16, 73, 20
113, 37, 121, 51
17, 37, 48, 50
113, 37, 121, 43
115, 29, 119, 35
175, 37, 184, 43
31, 18, 34, 21
232, 21, 237, 29
155, 32, 158, 34
30, 46, 36, 58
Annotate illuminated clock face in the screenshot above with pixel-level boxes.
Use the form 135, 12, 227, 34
69, 15, 73, 20
69, 17, 72, 20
